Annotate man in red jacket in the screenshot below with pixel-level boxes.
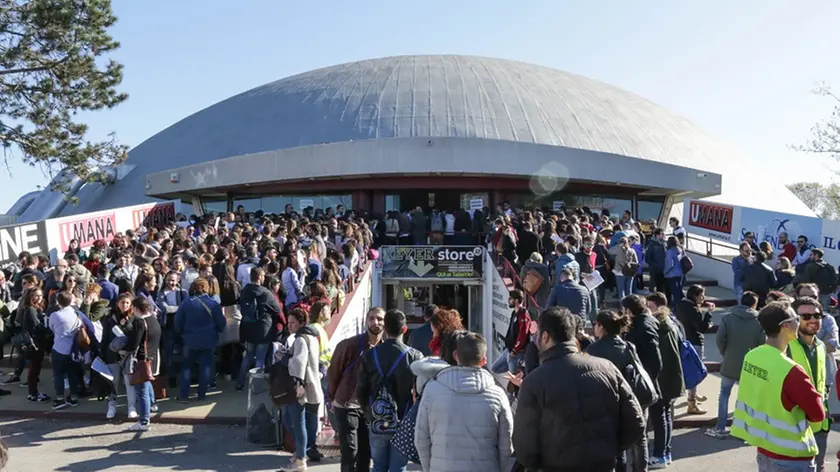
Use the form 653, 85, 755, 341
491, 289, 530, 375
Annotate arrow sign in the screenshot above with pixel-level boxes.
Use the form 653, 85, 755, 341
408, 258, 434, 277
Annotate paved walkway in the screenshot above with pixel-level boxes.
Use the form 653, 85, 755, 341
0, 368, 247, 425
4, 418, 840, 472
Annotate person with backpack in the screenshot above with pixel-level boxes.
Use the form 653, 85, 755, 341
356, 309, 423, 472
675, 285, 714, 415
236, 267, 281, 391
327, 307, 385, 472
283, 307, 325, 471
796, 249, 838, 311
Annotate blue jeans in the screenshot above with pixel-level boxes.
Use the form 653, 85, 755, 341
51, 352, 80, 399
237, 342, 269, 388
716, 376, 737, 430
134, 381, 153, 425
734, 285, 744, 305
616, 275, 632, 301
369, 431, 408, 472
667, 277, 683, 308
490, 350, 524, 374
650, 398, 674, 458
756, 452, 815, 471
180, 346, 214, 400
283, 402, 319, 460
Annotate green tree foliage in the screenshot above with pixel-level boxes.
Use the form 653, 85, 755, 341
0, 0, 127, 192
787, 181, 840, 220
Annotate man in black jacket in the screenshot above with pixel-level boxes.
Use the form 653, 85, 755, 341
235, 267, 281, 390
645, 229, 667, 294
356, 309, 423, 472
515, 222, 541, 270
513, 307, 645, 472
622, 294, 662, 472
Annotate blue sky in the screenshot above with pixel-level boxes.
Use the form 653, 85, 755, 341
2, 0, 839, 211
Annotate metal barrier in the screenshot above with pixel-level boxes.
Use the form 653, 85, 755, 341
685, 233, 738, 264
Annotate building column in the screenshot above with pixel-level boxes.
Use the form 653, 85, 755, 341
350, 190, 372, 213
372, 190, 385, 215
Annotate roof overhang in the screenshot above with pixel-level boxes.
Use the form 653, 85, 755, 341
145, 137, 722, 200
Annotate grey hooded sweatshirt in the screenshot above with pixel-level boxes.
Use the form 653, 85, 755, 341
717, 305, 766, 380
415, 366, 514, 472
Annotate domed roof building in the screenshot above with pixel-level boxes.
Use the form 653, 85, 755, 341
14, 54, 813, 222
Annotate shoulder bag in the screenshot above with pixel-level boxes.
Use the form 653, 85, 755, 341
129, 320, 155, 385
624, 341, 659, 408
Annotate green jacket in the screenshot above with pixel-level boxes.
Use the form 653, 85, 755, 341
656, 315, 685, 400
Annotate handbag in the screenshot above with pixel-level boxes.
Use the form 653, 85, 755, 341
75, 315, 91, 352
391, 396, 421, 464
129, 320, 155, 385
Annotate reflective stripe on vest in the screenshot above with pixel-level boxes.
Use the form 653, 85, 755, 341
787, 339, 830, 433
734, 400, 808, 435
731, 418, 818, 452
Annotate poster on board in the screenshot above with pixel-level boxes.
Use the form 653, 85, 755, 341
299, 199, 314, 211
683, 200, 739, 242
738, 207, 821, 251
58, 212, 117, 251
491, 264, 511, 360
0, 222, 48, 265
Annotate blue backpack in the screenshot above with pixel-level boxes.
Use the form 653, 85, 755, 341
370, 347, 411, 435
680, 339, 707, 390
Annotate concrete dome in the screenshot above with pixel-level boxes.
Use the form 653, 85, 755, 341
59, 54, 812, 216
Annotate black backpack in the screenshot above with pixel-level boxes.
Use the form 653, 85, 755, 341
814, 262, 838, 295
369, 347, 411, 435
268, 349, 297, 406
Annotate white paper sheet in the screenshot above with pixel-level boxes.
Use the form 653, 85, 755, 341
92, 357, 114, 382
582, 271, 605, 291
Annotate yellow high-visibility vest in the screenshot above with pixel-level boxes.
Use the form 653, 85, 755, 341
731, 345, 818, 458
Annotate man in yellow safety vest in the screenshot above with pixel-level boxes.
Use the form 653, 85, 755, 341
788, 297, 831, 471
731, 301, 826, 472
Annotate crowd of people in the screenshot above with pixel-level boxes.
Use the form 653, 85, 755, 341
1, 200, 838, 472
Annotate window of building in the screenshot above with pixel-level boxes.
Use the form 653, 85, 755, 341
637, 200, 664, 223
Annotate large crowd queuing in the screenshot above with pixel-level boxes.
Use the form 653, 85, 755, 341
0, 202, 838, 472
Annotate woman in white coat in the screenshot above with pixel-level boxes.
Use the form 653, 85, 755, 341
283, 307, 324, 471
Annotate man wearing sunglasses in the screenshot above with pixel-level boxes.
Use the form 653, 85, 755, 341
731, 301, 825, 472
787, 297, 831, 472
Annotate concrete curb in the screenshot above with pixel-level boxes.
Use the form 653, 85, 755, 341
0, 409, 245, 426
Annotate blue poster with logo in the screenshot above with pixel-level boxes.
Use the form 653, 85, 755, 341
737, 208, 821, 250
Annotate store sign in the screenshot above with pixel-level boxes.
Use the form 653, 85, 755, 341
379, 245, 484, 279
132, 202, 176, 229
0, 222, 48, 264
59, 212, 117, 251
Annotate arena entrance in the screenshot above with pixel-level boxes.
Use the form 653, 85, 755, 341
371, 245, 488, 336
